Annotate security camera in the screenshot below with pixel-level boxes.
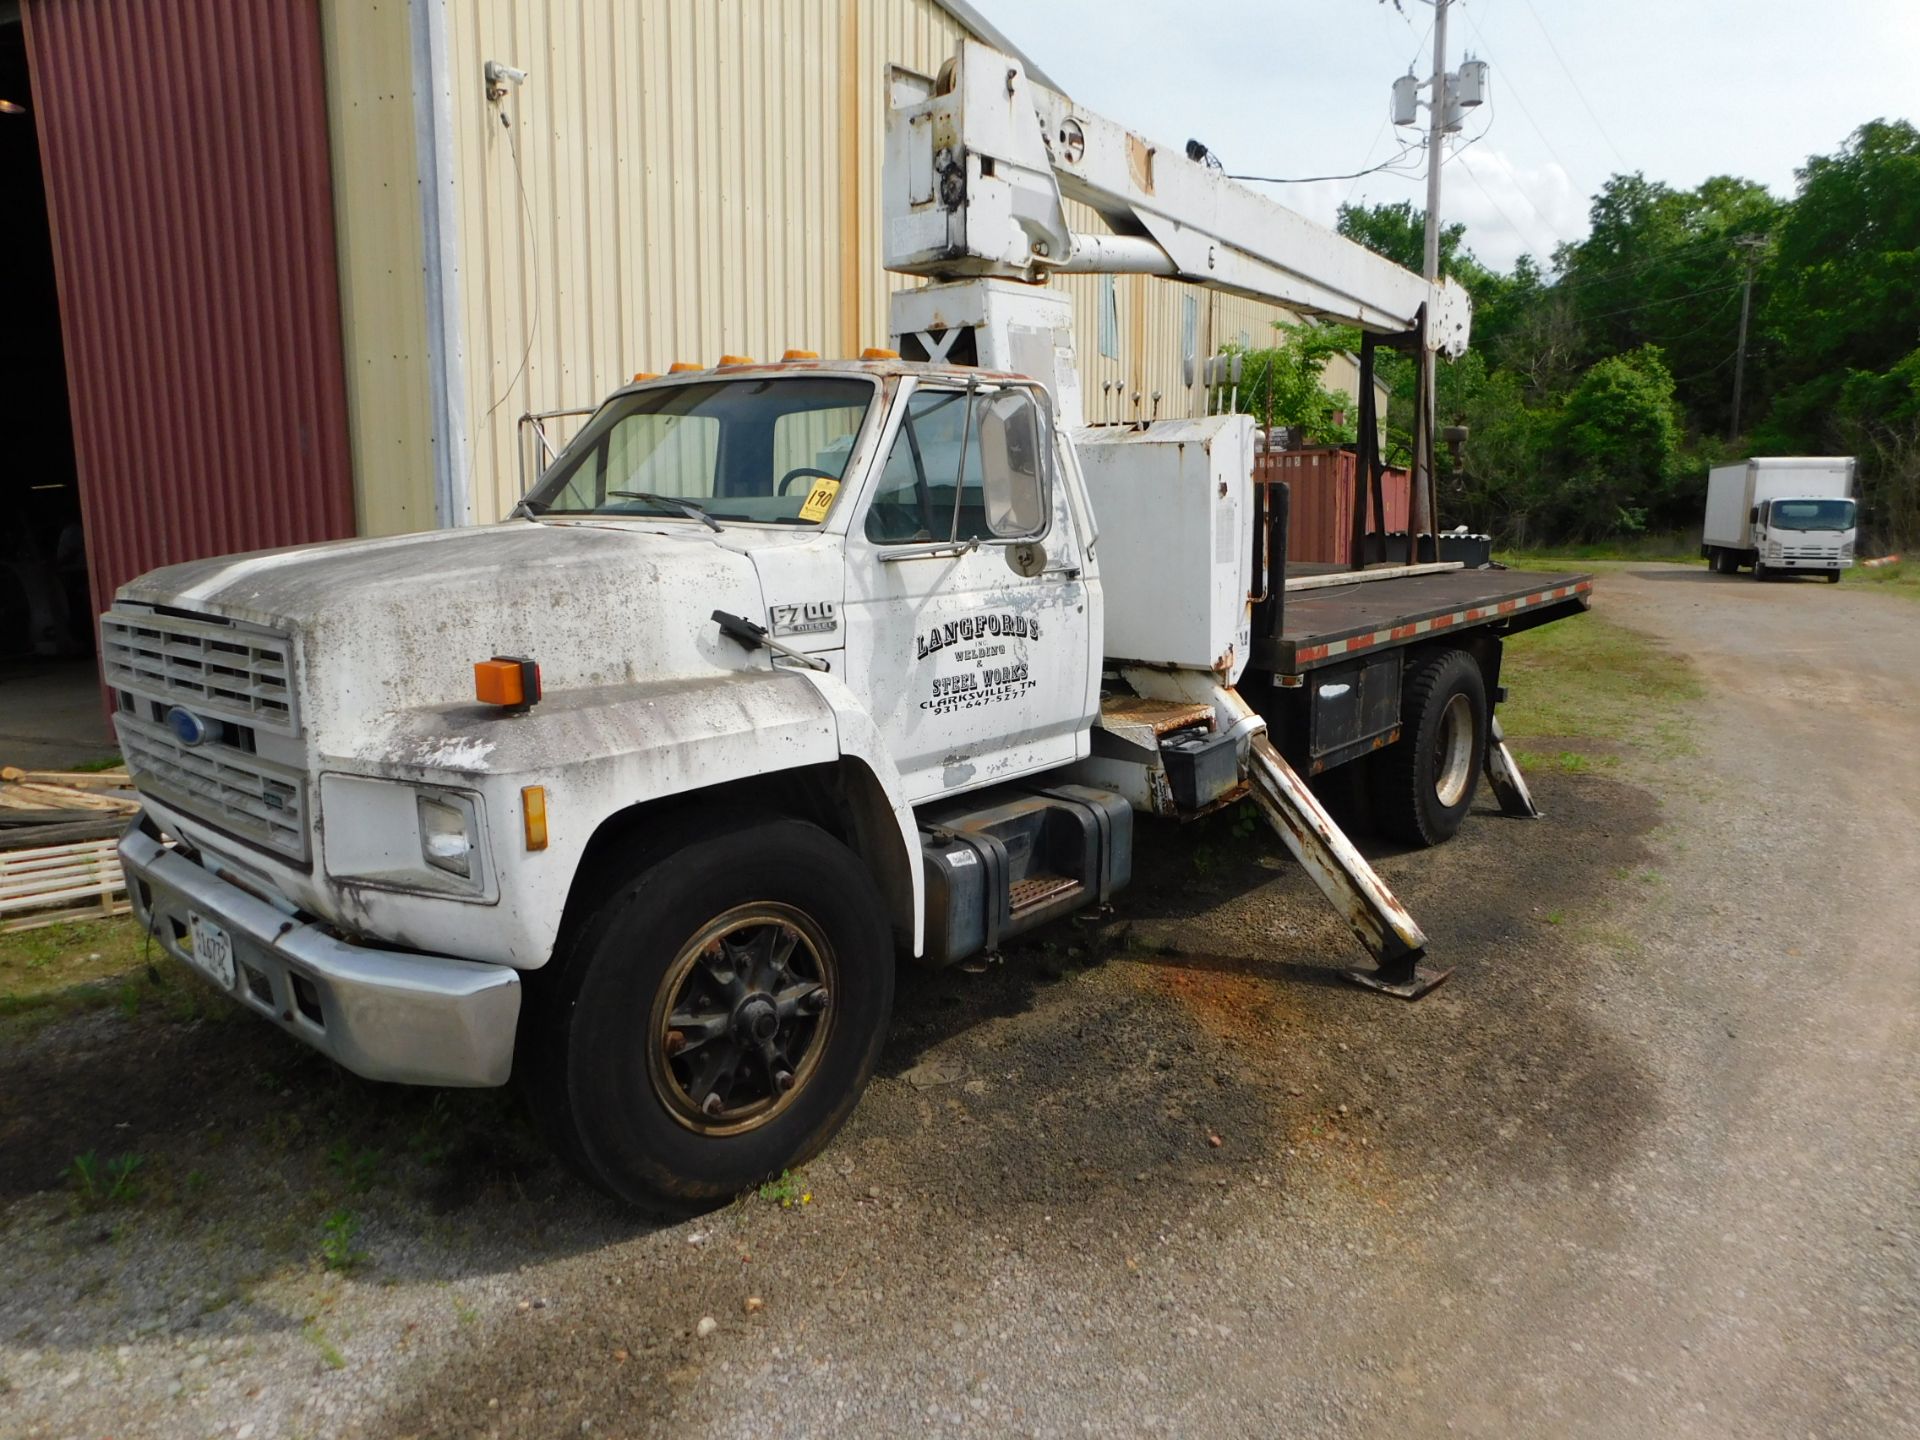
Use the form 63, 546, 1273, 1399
484, 60, 528, 102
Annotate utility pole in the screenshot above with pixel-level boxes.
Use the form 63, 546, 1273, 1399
1422, 0, 1451, 284
1729, 234, 1764, 440
1412, 0, 1451, 548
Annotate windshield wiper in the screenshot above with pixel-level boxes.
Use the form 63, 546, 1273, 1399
607, 490, 724, 531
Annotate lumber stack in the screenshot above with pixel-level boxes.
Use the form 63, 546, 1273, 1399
0, 763, 142, 931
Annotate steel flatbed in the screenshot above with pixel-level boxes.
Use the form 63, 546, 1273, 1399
1265, 567, 1594, 675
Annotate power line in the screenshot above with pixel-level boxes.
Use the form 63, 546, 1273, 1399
1231, 143, 1424, 186
1578, 279, 1746, 325
1454, 5, 1583, 212
1516, 0, 1629, 170
1547, 234, 1745, 293
1453, 139, 1557, 257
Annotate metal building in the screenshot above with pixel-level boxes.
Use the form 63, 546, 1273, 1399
5, 0, 1362, 662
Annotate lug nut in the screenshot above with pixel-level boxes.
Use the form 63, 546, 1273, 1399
774, 1070, 795, 1093
805, 988, 830, 1013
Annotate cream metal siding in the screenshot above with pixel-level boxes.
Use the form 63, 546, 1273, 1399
323, 0, 1354, 527
318, 0, 438, 536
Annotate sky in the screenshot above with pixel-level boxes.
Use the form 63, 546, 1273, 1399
974, 0, 1920, 272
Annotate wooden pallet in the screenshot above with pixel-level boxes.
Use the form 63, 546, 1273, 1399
0, 835, 132, 933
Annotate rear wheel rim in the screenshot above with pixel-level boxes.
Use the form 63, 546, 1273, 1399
1433, 692, 1477, 809
646, 903, 836, 1137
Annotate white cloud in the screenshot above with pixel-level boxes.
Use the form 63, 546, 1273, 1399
1443, 148, 1584, 270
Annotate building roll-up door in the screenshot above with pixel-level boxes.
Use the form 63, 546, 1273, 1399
23, 0, 357, 634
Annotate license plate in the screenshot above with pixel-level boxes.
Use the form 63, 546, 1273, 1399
186, 912, 237, 990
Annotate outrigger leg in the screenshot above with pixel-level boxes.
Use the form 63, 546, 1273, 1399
1241, 731, 1453, 999
1484, 715, 1541, 819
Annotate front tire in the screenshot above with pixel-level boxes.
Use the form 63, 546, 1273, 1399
1370, 647, 1488, 848
521, 815, 894, 1211
1826, 570, 1842, 584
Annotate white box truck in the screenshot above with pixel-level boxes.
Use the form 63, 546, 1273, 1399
1702, 457, 1857, 581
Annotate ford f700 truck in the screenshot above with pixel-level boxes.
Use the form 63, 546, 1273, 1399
107, 43, 1589, 1208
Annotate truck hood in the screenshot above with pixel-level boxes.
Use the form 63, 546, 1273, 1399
117, 521, 772, 748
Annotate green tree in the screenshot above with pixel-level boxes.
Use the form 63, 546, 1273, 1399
1221, 322, 1362, 445
1550, 346, 1682, 537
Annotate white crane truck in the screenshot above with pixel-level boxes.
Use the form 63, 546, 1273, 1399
106, 43, 1590, 1209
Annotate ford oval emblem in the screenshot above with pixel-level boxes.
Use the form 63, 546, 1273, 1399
167, 706, 211, 747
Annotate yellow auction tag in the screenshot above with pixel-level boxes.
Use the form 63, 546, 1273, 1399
797, 478, 840, 522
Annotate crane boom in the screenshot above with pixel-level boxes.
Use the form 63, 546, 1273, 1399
883, 40, 1471, 356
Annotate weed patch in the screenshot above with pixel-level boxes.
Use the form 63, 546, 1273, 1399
69, 1152, 144, 1211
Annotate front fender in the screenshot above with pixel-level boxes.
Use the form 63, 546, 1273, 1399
326, 667, 922, 964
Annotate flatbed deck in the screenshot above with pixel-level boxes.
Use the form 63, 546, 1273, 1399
1264, 567, 1593, 674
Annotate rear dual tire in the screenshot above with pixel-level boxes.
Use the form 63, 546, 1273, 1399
1370, 647, 1488, 848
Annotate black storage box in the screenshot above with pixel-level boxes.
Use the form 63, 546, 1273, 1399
1160, 729, 1240, 812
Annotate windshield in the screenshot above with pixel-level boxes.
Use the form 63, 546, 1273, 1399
1768, 498, 1856, 531
525, 377, 877, 524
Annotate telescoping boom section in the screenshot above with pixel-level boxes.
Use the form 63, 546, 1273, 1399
883, 40, 1472, 354
883, 40, 1579, 997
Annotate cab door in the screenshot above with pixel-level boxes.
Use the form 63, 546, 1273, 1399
841, 379, 1094, 805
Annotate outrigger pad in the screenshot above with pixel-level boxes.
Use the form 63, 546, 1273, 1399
1343, 960, 1454, 1000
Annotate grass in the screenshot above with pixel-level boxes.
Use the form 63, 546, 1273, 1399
1497, 532, 1707, 568
0, 916, 150, 1019
319, 1209, 369, 1272
1843, 557, 1919, 599
1498, 610, 1703, 760
64, 756, 129, 774
68, 1151, 145, 1211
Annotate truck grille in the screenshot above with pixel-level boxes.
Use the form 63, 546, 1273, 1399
101, 606, 298, 735
115, 712, 308, 861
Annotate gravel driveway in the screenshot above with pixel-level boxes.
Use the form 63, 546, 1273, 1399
4, 564, 1915, 1438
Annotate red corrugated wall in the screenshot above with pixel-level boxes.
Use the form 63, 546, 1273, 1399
23, 0, 356, 631
1257, 449, 1412, 565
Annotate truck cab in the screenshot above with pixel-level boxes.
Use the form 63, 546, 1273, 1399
1751, 495, 1858, 580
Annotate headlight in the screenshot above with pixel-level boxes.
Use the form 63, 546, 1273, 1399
319, 774, 494, 901
418, 794, 478, 878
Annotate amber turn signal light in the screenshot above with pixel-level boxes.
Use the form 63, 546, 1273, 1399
860, 346, 899, 360
782, 348, 819, 361
631, 370, 660, 382
668, 360, 702, 373
521, 785, 549, 851
717, 353, 755, 366
475, 656, 541, 711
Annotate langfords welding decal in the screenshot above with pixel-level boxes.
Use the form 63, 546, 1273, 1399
917, 610, 1041, 713
914, 611, 1040, 659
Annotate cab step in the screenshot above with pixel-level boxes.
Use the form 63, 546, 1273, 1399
916, 784, 1131, 968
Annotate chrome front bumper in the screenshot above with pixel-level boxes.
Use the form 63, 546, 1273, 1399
120, 824, 521, 1087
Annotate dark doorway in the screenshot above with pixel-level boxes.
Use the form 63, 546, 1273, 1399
0, 6, 87, 660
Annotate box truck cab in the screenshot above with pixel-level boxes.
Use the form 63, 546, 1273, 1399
1702, 457, 1857, 581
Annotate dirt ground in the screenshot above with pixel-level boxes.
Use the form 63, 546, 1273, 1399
3, 563, 1916, 1438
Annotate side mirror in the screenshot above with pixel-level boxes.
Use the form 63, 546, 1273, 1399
1749, 505, 1760, 524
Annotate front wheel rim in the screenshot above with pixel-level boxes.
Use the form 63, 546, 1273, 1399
1433, 692, 1478, 809
646, 903, 837, 1137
